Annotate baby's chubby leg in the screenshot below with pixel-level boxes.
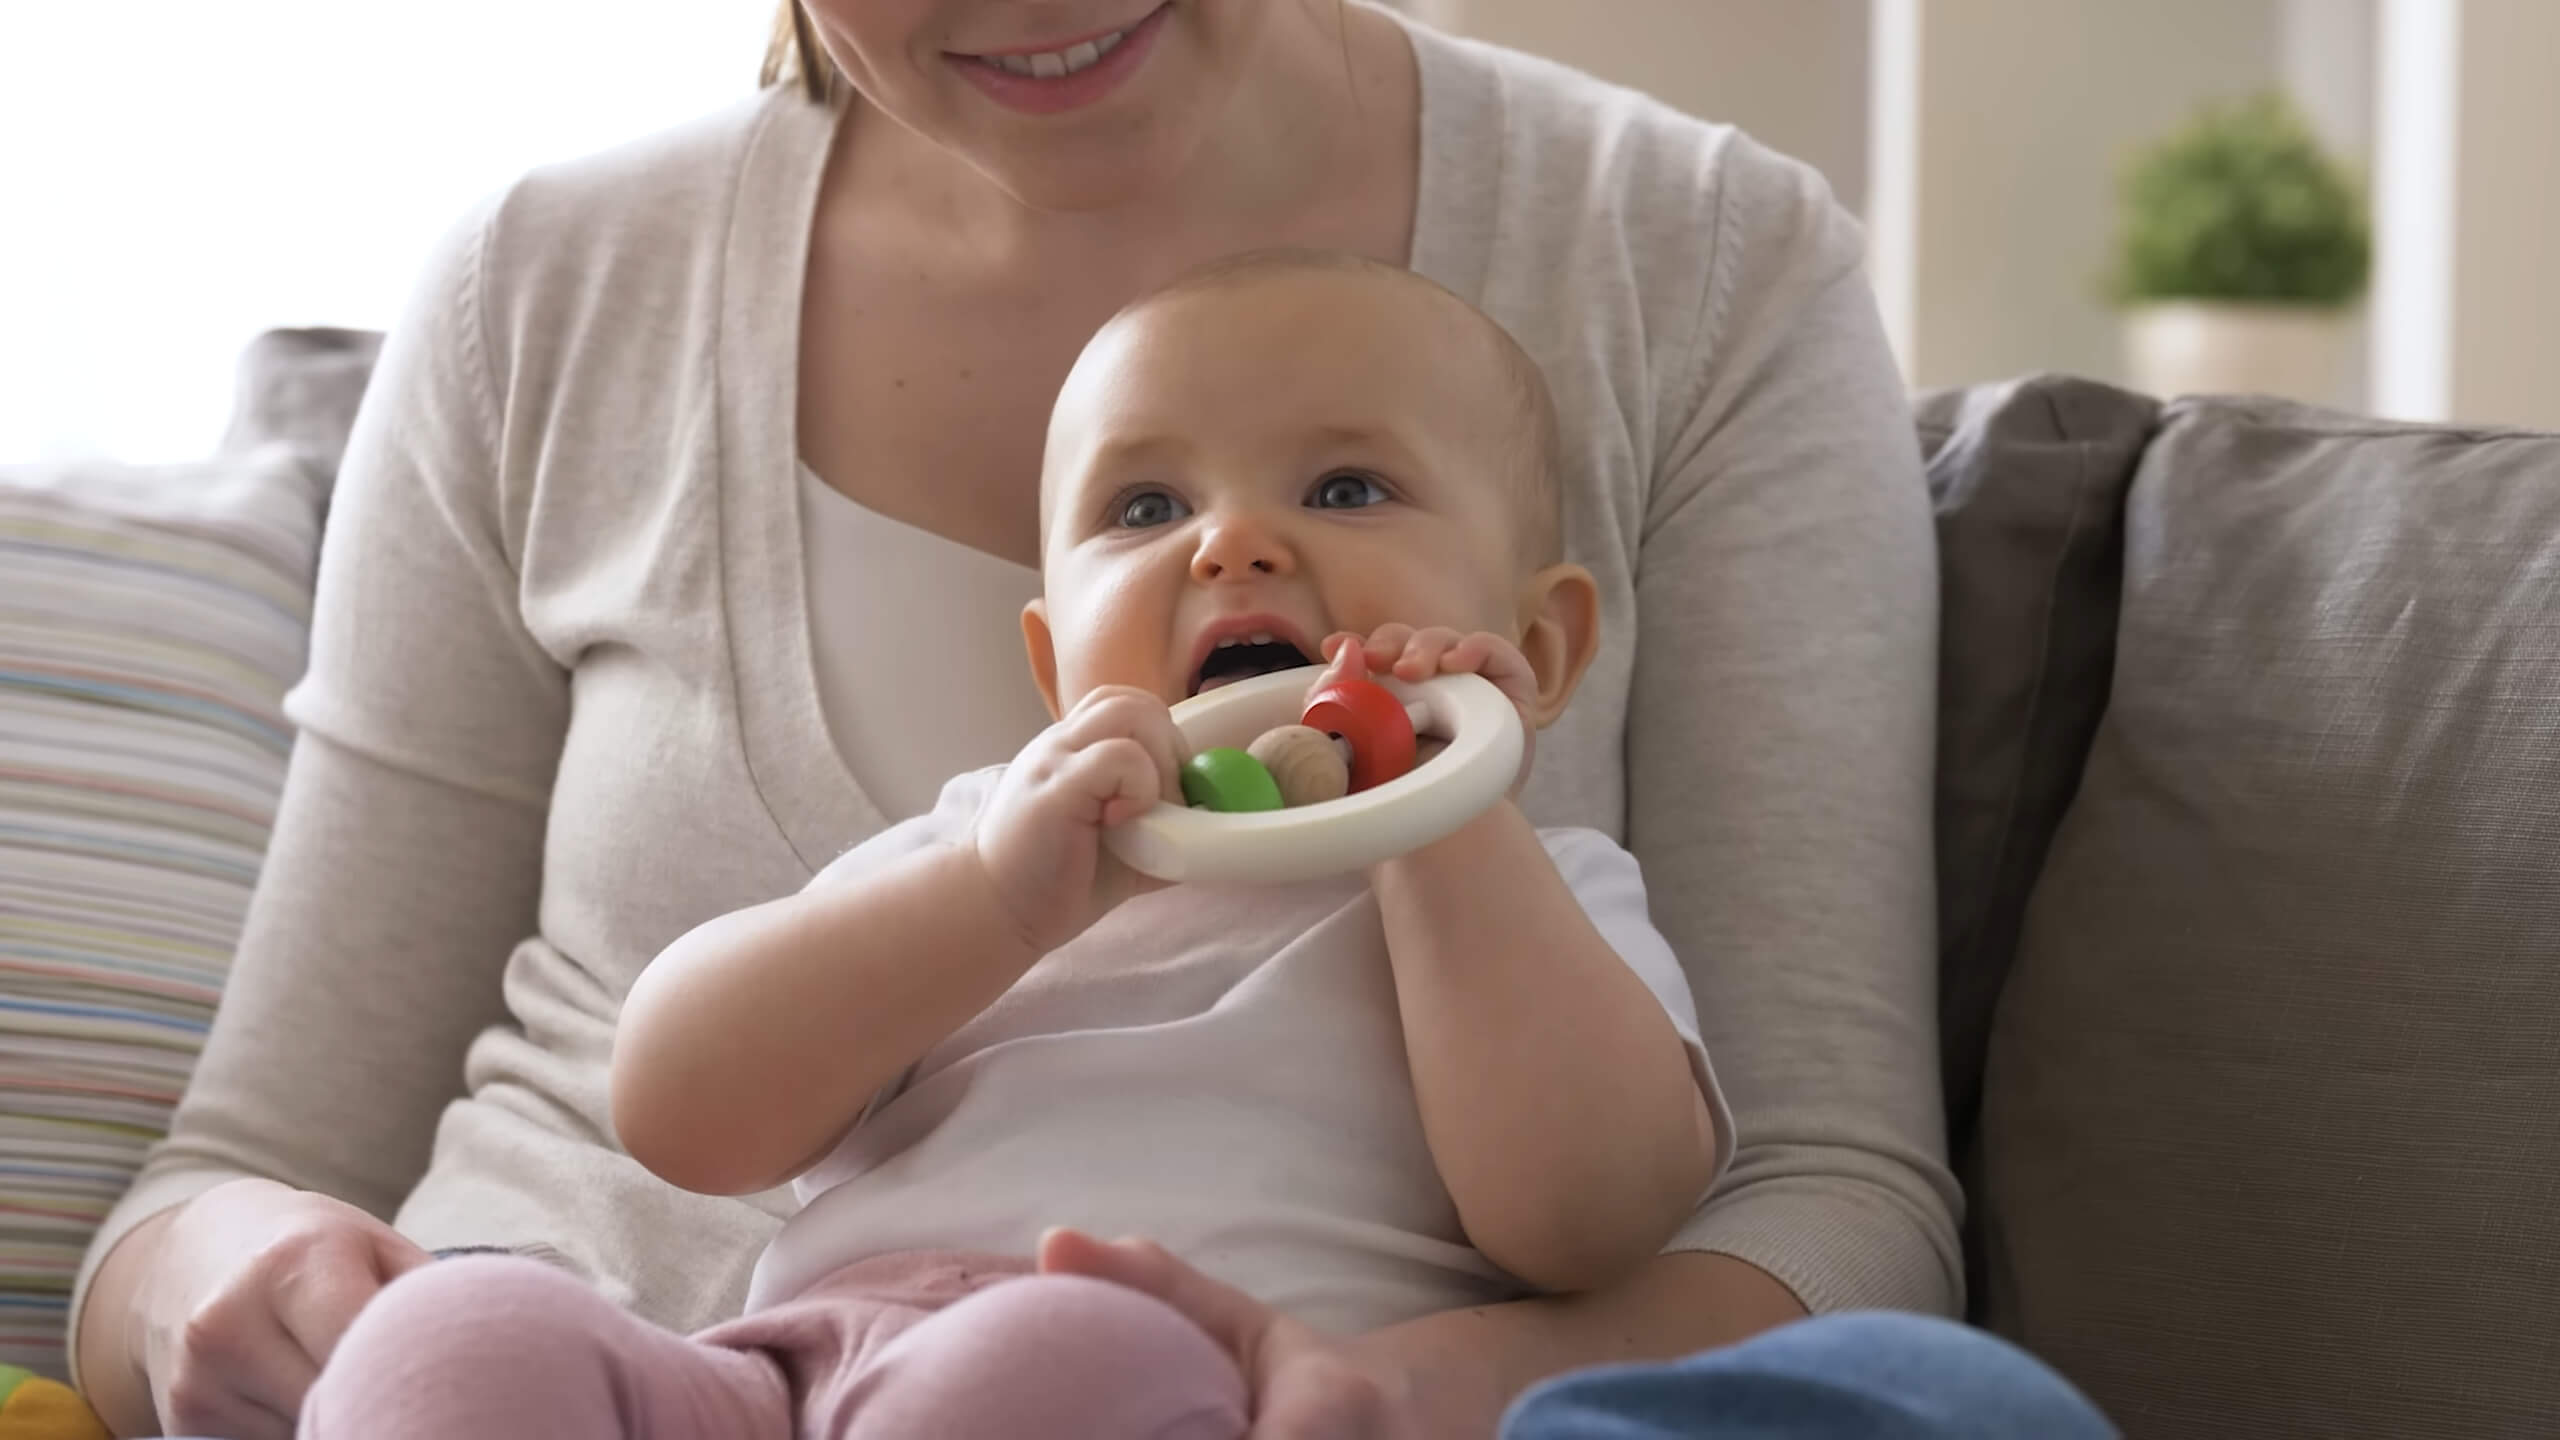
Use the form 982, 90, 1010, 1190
817, 1273, 1249, 1440
298, 1255, 789, 1440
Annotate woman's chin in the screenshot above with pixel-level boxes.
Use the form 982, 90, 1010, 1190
934, 34, 1246, 215
965, 129, 1213, 216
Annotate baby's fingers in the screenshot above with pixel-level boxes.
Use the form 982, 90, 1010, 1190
1444, 632, 1539, 706
1063, 687, 1185, 801
1390, 628, 1464, 681
1074, 737, 1172, 827
1438, 632, 1495, 672
1357, 624, 1415, 673
1121, 706, 1187, 805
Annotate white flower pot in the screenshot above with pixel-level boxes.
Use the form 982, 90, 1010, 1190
2123, 301, 2354, 406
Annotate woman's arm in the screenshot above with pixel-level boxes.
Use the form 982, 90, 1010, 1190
1372, 801, 1712, 1293
1623, 132, 1959, 1318
73, 196, 568, 1435
75, 746, 540, 1436
1357, 1250, 1807, 1427
1043, 1233, 1804, 1437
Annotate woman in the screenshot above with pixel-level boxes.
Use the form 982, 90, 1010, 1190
71, 2, 2082, 1435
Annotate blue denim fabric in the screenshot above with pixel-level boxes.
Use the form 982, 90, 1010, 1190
1501, 1312, 2116, 1440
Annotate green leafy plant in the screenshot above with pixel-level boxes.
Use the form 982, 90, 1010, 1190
2111, 92, 2371, 307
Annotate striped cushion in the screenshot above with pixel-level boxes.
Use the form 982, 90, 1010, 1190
0, 449, 324, 1378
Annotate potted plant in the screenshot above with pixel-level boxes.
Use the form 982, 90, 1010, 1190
2111, 92, 2371, 405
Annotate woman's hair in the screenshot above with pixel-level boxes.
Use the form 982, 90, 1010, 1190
761, 1, 842, 105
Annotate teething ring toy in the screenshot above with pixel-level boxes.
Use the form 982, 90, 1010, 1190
1105, 665, 1524, 885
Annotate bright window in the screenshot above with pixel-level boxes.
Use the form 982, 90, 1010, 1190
0, 1, 766, 463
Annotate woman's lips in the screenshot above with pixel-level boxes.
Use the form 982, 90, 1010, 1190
948, 4, 1170, 116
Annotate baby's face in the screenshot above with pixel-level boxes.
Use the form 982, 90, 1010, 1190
1027, 269, 1539, 712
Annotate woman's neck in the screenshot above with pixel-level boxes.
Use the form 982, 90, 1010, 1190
825, 2, 1416, 282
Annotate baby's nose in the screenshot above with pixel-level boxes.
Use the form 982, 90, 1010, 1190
1190, 516, 1294, 580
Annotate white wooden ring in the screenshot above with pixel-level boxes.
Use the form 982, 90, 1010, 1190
1104, 666, 1524, 885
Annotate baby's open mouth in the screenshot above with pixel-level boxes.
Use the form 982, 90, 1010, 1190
1190, 635, 1317, 697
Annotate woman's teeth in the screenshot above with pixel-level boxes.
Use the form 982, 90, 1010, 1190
984, 26, 1128, 78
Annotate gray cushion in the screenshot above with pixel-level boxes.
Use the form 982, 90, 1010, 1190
219, 327, 382, 481
1918, 376, 2158, 1170
1976, 397, 2560, 1437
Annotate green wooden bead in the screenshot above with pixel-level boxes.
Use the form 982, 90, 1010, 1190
1180, 747, 1285, 813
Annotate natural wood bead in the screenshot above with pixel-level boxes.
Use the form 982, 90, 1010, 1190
1248, 724, 1351, 807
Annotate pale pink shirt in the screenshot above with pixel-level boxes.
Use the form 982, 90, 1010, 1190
746, 767, 1732, 1332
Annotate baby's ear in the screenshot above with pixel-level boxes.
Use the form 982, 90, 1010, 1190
1022, 599, 1066, 721
1513, 563, 1601, 728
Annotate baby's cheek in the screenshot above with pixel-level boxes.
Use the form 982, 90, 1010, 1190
1058, 587, 1175, 691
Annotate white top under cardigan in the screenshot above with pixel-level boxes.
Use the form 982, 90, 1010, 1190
798, 464, 1046, 821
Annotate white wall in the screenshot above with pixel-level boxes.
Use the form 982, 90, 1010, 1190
2449, 0, 2560, 428
2280, 0, 2377, 161
2280, 0, 2378, 409
1876, 0, 2287, 390
1457, 0, 2560, 419
1426, 0, 1872, 216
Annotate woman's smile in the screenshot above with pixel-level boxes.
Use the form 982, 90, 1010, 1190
948, 3, 1173, 115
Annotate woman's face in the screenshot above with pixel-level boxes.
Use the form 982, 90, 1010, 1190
802, 0, 1278, 211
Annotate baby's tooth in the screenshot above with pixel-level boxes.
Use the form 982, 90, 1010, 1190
1063, 40, 1102, 71
1249, 631, 1274, 644
1029, 51, 1067, 78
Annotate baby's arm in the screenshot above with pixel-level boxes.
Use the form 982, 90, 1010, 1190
612, 840, 1043, 1197
1375, 803, 1716, 1294
612, 686, 1183, 1197
1327, 629, 1714, 1294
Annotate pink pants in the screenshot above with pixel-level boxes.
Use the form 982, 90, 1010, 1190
299, 1252, 1250, 1440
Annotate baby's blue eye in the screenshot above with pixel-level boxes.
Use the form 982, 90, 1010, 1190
1309, 472, 1389, 510
1117, 490, 1191, 529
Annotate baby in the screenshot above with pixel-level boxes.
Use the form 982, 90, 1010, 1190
301, 253, 1730, 1439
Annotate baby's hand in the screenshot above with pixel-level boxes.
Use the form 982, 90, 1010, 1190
969, 685, 1183, 954
1320, 626, 1540, 790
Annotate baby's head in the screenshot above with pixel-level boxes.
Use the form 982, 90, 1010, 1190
1023, 252, 1598, 724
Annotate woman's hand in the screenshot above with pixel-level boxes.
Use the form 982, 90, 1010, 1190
130, 1177, 429, 1439
1039, 1230, 1423, 1439
969, 684, 1184, 953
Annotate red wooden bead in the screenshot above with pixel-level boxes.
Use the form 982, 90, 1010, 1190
1301, 677, 1417, 793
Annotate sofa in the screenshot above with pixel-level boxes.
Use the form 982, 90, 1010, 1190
3, 332, 2554, 1437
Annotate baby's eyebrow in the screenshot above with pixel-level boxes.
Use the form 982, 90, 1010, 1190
1298, 421, 1431, 476
1307, 423, 1389, 447
1083, 432, 1193, 472
1048, 433, 1184, 529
